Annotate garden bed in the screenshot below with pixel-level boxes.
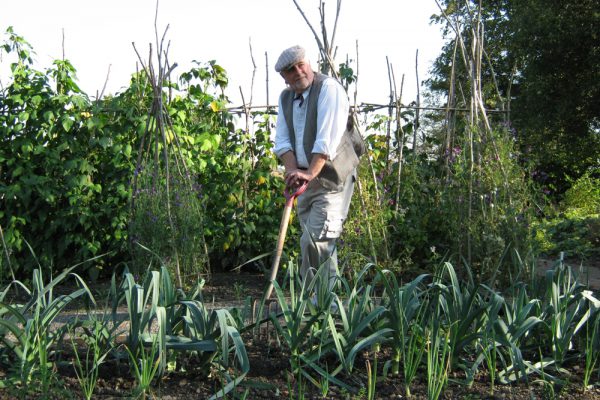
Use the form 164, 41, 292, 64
31, 341, 600, 399
1, 260, 599, 399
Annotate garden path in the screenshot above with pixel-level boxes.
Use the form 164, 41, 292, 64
537, 257, 600, 290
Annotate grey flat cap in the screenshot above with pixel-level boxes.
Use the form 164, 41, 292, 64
275, 45, 306, 72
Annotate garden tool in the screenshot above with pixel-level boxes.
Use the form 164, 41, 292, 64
265, 181, 308, 299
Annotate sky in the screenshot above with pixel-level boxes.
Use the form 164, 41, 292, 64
1, 0, 445, 107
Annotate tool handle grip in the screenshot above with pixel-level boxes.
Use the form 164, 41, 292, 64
284, 181, 308, 203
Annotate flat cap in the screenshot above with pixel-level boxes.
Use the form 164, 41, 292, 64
275, 45, 306, 72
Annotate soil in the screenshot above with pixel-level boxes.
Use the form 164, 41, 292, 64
1, 261, 599, 399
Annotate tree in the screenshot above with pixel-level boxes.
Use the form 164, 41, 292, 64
428, 0, 600, 195
509, 0, 600, 192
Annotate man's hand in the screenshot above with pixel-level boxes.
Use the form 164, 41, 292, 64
284, 169, 311, 188
284, 153, 327, 188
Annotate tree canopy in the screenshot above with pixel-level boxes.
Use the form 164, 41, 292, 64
429, 0, 600, 194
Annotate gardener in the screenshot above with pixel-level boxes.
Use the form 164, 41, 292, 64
272, 45, 361, 296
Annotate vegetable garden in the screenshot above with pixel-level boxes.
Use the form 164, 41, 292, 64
1, 1, 599, 398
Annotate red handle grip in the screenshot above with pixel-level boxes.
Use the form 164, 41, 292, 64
283, 181, 309, 205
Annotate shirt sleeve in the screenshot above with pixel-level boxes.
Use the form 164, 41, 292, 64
273, 95, 293, 158
312, 78, 349, 159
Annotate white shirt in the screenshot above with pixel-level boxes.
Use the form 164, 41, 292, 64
273, 78, 349, 169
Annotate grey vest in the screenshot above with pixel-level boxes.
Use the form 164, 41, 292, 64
280, 72, 363, 190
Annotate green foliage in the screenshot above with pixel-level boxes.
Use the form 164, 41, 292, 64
582, 311, 600, 390
340, 162, 391, 269
112, 265, 249, 398
533, 173, 600, 259
429, 0, 600, 195
562, 173, 600, 218
0, 262, 95, 394
0, 30, 291, 280
125, 333, 161, 399
0, 255, 598, 396
198, 112, 289, 270
426, 318, 451, 400
0, 28, 136, 280
375, 268, 426, 395
129, 171, 206, 279
69, 315, 115, 400
509, 0, 600, 193
535, 216, 600, 259
540, 259, 596, 367
378, 122, 537, 281
339, 114, 401, 270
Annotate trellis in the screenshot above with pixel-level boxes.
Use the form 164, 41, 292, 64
129, 8, 209, 288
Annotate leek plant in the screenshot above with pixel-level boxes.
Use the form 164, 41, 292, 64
125, 333, 161, 399
0, 263, 95, 394
402, 318, 427, 397
375, 267, 427, 377
268, 261, 354, 392
426, 317, 451, 400
479, 334, 498, 395
119, 269, 167, 374
180, 299, 250, 399
115, 265, 248, 399
431, 262, 487, 374
365, 351, 378, 400
326, 278, 390, 376
286, 368, 306, 400
582, 305, 600, 390
69, 316, 115, 400
474, 291, 505, 394
268, 264, 325, 380
495, 283, 543, 384
318, 363, 330, 398
541, 261, 597, 368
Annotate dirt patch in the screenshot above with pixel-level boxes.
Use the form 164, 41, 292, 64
2, 340, 599, 399
201, 272, 267, 303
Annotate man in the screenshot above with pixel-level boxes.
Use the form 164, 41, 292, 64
273, 45, 359, 294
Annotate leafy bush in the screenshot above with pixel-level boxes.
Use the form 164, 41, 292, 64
533, 172, 600, 259
0, 29, 136, 280
562, 172, 600, 218
366, 120, 538, 282
0, 30, 292, 281
198, 113, 290, 270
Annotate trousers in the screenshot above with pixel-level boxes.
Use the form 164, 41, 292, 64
296, 171, 355, 292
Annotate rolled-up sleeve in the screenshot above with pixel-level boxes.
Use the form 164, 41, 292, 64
312, 79, 349, 159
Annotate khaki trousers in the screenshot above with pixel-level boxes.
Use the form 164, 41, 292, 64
296, 172, 355, 292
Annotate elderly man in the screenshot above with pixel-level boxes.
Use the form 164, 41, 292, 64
272, 45, 359, 295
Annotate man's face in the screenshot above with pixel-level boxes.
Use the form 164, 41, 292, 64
281, 60, 314, 93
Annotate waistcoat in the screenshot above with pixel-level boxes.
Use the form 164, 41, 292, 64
280, 72, 362, 190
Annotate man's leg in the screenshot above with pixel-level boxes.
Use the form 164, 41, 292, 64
297, 173, 354, 292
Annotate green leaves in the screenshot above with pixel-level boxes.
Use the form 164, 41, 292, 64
114, 266, 248, 398
60, 115, 73, 132
0, 28, 141, 277
0, 264, 95, 389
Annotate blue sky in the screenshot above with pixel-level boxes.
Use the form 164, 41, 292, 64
1, 0, 444, 106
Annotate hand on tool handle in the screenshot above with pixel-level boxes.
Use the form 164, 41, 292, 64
284, 167, 315, 190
